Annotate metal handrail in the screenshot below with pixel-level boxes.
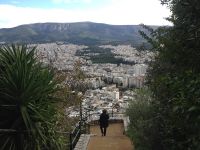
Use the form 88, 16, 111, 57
70, 121, 81, 149
0, 108, 125, 150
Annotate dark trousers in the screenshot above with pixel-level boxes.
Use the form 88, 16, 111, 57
100, 126, 107, 136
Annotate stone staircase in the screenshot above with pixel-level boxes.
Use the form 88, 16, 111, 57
74, 117, 133, 150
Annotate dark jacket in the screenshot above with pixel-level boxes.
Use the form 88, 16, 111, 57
99, 113, 109, 128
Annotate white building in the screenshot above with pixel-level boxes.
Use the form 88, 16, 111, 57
134, 64, 148, 75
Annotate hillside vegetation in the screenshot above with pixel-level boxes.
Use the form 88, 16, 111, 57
0, 22, 153, 46
127, 0, 200, 150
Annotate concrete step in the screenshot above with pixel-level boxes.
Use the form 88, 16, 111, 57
87, 123, 134, 150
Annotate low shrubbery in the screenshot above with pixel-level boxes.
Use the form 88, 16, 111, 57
126, 88, 161, 150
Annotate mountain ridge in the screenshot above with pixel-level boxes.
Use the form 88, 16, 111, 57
0, 22, 156, 46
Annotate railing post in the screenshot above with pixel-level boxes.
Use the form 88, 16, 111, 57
87, 123, 90, 134
79, 121, 81, 136
69, 133, 73, 150
85, 110, 87, 121
112, 108, 113, 117
85, 110, 87, 133
83, 121, 86, 134
80, 105, 82, 121
89, 111, 91, 121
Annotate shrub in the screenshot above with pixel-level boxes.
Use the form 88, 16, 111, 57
0, 44, 62, 149
126, 88, 161, 150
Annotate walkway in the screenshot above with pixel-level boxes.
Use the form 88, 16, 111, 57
87, 122, 134, 150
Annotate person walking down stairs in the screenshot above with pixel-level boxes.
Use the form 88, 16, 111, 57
99, 109, 109, 136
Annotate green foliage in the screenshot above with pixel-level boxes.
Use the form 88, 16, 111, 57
126, 88, 161, 150
76, 46, 135, 65
134, 0, 200, 150
0, 44, 63, 149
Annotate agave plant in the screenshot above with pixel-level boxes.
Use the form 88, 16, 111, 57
0, 44, 61, 149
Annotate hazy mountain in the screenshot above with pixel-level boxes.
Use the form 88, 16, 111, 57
0, 22, 153, 46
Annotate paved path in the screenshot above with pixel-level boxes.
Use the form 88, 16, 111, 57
87, 123, 134, 150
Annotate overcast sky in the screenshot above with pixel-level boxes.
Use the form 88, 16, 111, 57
0, 0, 171, 28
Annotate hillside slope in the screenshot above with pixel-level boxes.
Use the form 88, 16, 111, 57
0, 22, 152, 46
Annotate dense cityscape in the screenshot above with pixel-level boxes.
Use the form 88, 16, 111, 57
33, 43, 154, 118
